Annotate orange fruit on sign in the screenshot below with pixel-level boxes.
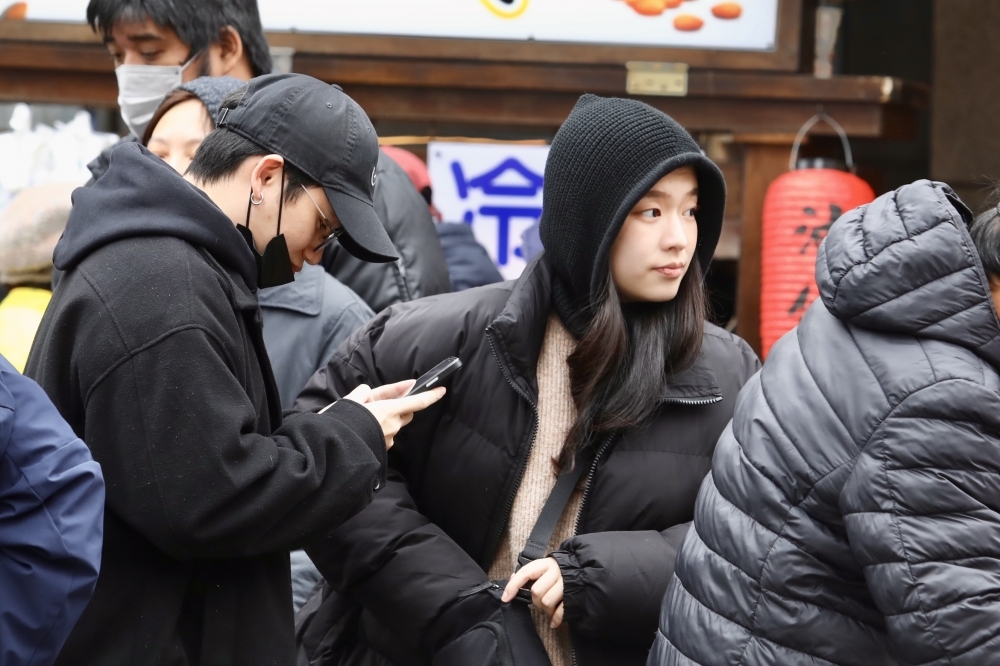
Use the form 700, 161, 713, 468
627, 0, 668, 16
0, 2, 27, 19
674, 14, 704, 30
712, 2, 743, 19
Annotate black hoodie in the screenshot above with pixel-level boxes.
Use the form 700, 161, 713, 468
26, 143, 388, 666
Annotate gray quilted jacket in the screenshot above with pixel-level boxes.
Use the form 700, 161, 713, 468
651, 180, 1000, 666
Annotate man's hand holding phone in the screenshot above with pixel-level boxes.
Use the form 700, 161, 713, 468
342, 380, 445, 449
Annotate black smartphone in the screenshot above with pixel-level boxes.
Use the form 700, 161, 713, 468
405, 357, 463, 396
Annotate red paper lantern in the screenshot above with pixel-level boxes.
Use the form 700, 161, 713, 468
760, 114, 875, 358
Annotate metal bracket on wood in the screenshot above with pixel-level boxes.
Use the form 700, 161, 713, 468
625, 61, 689, 97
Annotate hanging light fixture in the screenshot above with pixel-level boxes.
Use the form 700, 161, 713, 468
760, 111, 875, 358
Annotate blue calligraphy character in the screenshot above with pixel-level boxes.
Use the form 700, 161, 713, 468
467, 159, 543, 197
479, 206, 543, 266
451, 157, 545, 266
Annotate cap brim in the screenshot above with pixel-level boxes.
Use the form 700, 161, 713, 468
324, 187, 399, 263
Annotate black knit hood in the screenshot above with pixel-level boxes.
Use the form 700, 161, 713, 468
539, 94, 726, 336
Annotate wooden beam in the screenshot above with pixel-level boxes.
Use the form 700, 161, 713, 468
0, 21, 100, 43
0, 41, 112, 72
736, 141, 792, 357
293, 56, 626, 96
0, 68, 116, 106
340, 85, 911, 138
295, 55, 927, 105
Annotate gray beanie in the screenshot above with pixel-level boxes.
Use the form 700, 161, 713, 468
143, 76, 248, 144
177, 76, 247, 126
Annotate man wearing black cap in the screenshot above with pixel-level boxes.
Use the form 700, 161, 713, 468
25, 73, 445, 666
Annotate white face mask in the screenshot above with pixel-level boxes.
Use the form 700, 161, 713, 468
115, 55, 197, 139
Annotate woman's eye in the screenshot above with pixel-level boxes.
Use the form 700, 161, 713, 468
685, 207, 699, 217
640, 208, 660, 218
141, 51, 163, 60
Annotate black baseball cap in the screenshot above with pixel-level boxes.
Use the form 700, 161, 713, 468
218, 73, 398, 263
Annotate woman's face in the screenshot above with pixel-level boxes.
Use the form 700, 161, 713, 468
147, 99, 214, 174
610, 165, 699, 303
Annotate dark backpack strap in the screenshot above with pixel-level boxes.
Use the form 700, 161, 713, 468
517, 448, 595, 569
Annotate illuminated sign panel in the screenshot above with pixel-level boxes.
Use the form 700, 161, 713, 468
28, 0, 779, 51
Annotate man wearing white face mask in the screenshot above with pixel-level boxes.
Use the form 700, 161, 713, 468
84, 0, 270, 184
81, 0, 452, 315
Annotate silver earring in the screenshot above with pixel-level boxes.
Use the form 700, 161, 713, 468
250, 191, 264, 205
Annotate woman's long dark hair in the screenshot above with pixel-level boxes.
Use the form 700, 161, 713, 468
557, 257, 707, 470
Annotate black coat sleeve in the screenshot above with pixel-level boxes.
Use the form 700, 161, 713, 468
297, 315, 499, 655
84, 326, 386, 560
550, 524, 689, 645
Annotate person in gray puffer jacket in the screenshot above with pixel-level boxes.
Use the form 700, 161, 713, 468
651, 179, 1000, 666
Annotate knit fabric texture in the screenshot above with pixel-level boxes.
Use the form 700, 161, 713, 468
539, 94, 727, 337
178, 76, 247, 126
488, 315, 583, 666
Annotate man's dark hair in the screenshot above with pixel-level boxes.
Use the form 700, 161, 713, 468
972, 204, 1000, 280
187, 128, 317, 204
87, 0, 273, 77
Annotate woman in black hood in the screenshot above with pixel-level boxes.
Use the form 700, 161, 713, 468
295, 94, 760, 666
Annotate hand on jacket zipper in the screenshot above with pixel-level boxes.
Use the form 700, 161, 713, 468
502, 557, 565, 628
342, 380, 446, 449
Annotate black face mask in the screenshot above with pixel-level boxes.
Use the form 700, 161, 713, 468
238, 166, 295, 289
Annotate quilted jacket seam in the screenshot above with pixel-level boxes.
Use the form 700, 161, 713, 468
881, 591, 1000, 618
697, 521, 884, 631
672, 575, 850, 666
332, 320, 387, 383
842, 324, 890, 408
879, 429, 955, 665
731, 456, 856, 666
916, 339, 939, 384
827, 191, 950, 307
915, 297, 987, 335
848, 265, 973, 321
757, 365, 823, 481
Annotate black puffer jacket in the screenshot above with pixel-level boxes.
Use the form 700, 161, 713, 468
295, 255, 759, 666
321, 150, 451, 313
653, 180, 1000, 666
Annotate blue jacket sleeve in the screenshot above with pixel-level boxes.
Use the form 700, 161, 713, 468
0, 356, 104, 666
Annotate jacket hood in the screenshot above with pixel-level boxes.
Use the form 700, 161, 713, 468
56, 142, 258, 290
817, 179, 1000, 366
538, 94, 726, 337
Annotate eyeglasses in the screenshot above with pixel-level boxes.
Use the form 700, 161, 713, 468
301, 185, 346, 252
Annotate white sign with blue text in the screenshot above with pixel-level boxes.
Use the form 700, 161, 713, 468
428, 142, 549, 281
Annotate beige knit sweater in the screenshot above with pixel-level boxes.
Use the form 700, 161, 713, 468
488, 315, 583, 666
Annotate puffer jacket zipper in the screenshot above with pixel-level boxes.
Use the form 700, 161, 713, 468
569, 395, 721, 666
483, 324, 539, 569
